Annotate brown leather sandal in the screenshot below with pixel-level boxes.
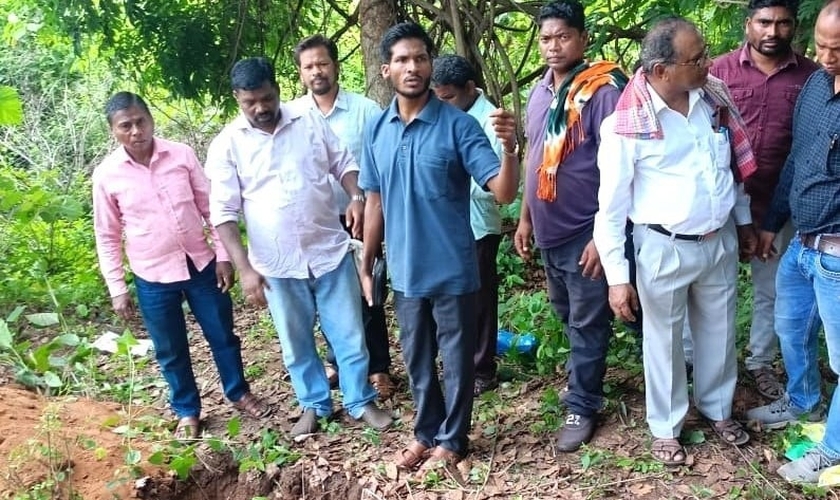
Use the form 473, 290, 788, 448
232, 392, 272, 419
394, 440, 430, 470
651, 438, 686, 466
749, 367, 784, 400
174, 416, 201, 441
369, 372, 394, 400
709, 418, 750, 446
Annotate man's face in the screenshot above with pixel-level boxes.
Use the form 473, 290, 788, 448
746, 7, 796, 57
297, 45, 338, 96
381, 38, 432, 99
663, 28, 711, 91
234, 82, 280, 130
538, 18, 588, 75
815, 13, 840, 75
110, 105, 154, 159
432, 82, 476, 111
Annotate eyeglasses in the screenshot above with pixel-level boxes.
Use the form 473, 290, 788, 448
672, 47, 710, 68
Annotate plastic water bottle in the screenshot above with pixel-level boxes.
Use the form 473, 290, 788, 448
496, 328, 537, 356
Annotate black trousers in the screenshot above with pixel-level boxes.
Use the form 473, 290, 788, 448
474, 234, 501, 381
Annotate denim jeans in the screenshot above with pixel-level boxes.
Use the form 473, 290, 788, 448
394, 291, 476, 456
134, 259, 249, 419
542, 230, 613, 417
775, 236, 840, 457
263, 253, 376, 419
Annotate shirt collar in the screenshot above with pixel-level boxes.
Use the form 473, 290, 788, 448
114, 137, 170, 166
232, 102, 304, 133
738, 43, 799, 70
305, 87, 348, 117
647, 82, 703, 115
385, 91, 441, 124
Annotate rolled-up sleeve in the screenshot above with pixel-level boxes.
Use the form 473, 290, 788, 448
593, 114, 634, 286
204, 132, 243, 227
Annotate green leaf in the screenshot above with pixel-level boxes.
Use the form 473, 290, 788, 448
43, 371, 62, 388
125, 449, 141, 465
0, 320, 12, 349
683, 429, 706, 445
227, 415, 241, 438
0, 86, 23, 126
6, 306, 25, 323
147, 451, 165, 465
25, 313, 59, 327
170, 453, 196, 480
56, 334, 80, 346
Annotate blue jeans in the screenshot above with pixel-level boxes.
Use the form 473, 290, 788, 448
134, 259, 249, 419
263, 253, 376, 419
394, 291, 476, 456
776, 236, 840, 457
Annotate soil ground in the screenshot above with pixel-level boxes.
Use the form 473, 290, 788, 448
0, 300, 834, 500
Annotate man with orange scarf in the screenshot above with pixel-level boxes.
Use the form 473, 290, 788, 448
514, 0, 626, 453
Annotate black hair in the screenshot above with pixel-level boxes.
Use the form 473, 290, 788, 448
748, 0, 799, 17
230, 57, 277, 91
431, 54, 477, 88
639, 17, 700, 73
379, 22, 435, 63
536, 0, 586, 31
104, 91, 150, 125
293, 34, 339, 66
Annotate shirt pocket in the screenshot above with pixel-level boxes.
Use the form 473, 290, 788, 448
712, 131, 731, 171
414, 154, 450, 200
729, 88, 753, 106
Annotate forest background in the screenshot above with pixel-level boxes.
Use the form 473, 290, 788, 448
0, 0, 836, 499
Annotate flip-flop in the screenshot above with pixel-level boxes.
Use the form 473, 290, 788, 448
232, 392, 272, 419
174, 416, 201, 441
651, 438, 686, 466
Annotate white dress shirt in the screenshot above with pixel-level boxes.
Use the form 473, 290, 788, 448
594, 85, 751, 285
289, 88, 380, 213
206, 103, 359, 279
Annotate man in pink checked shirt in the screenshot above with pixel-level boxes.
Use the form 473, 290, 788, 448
92, 92, 270, 440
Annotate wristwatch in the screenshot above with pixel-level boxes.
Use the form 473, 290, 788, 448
351, 194, 366, 203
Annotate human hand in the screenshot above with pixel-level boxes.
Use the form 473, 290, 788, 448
240, 267, 269, 308
736, 224, 758, 262
756, 230, 778, 262
608, 284, 639, 322
345, 200, 364, 239
579, 239, 603, 280
514, 218, 533, 261
111, 293, 136, 321
216, 261, 235, 293
489, 108, 517, 154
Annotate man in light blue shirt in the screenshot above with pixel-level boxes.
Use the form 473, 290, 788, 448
359, 23, 519, 469
291, 35, 393, 399
432, 54, 503, 397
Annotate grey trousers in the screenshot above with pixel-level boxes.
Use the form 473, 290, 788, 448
634, 220, 739, 438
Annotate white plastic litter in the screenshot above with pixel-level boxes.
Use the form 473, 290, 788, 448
92, 330, 154, 357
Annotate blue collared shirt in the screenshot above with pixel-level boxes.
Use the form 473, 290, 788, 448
360, 94, 500, 297
465, 90, 503, 240
764, 69, 840, 235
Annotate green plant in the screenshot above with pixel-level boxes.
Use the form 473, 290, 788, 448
529, 387, 563, 434
499, 290, 569, 375
232, 428, 301, 473
4, 403, 81, 500
0, 305, 94, 394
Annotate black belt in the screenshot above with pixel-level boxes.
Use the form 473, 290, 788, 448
800, 233, 840, 258
647, 224, 718, 242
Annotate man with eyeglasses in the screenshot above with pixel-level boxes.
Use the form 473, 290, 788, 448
594, 18, 757, 466
707, 0, 818, 402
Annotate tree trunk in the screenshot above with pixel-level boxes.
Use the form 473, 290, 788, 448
359, 0, 398, 107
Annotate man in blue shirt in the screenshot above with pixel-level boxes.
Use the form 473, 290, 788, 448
747, 0, 840, 483
291, 34, 393, 400
358, 23, 519, 470
431, 54, 504, 397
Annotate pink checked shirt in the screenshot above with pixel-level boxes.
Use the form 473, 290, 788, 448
92, 138, 229, 297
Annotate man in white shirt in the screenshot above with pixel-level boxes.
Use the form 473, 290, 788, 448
206, 57, 393, 438
290, 34, 393, 399
593, 18, 757, 466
